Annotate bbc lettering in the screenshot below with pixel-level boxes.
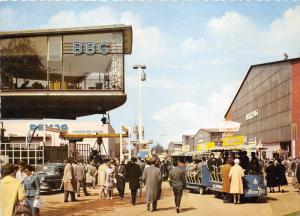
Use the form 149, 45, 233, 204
73, 41, 109, 55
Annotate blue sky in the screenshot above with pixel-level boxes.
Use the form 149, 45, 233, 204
1, 1, 300, 147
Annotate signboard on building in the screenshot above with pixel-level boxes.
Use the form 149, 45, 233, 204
222, 136, 245, 147
197, 142, 215, 151
246, 109, 259, 120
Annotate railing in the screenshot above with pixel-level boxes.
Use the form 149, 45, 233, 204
0, 142, 44, 167
1, 78, 124, 91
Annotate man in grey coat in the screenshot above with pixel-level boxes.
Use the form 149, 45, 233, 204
169, 160, 186, 213
142, 157, 162, 212
75, 159, 89, 197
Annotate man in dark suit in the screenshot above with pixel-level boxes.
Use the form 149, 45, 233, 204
126, 157, 142, 205
169, 159, 186, 213
75, 159, 89, 197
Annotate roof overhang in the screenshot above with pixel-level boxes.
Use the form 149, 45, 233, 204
0, 24, 133, 54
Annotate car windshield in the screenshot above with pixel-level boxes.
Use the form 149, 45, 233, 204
36, 166, 57, 173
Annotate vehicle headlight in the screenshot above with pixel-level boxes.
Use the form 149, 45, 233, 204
40, 177, 45, 182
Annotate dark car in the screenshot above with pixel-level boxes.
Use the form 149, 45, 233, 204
35, 163, 65, 194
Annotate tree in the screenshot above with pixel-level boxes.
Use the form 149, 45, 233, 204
151, 143, 165, 155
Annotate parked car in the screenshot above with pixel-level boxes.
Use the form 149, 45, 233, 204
35, 163, 65, 194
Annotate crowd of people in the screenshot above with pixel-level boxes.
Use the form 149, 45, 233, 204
184, 151, 300, 204
61, 155, 183, 212
2, 152, 300, 216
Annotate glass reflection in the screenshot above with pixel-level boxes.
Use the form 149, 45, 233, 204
0, 32, 124, 91
0, 37, 47, 90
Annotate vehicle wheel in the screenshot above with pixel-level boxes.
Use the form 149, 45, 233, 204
199, 187, 205, 195
47, 185, 53, 195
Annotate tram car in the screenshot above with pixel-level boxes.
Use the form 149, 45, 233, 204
184, 148, 267, 201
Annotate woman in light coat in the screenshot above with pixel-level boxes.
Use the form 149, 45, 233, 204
98, 160, 108, 198
229, 159, 244, 204
0, 163, 25, 216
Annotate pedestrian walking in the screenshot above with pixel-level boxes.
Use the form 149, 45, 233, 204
90, 162, 98, 189
293, 161, 300, 193
169, 159, 186, 213
105, 160, 116, 200
0, 163, 26, 216
75, 159, 89, 197
229, 159, 244, 204
115, 159, 126, 200
265, 161, 277, 193
98, 160, 108, 198
142, 157, 162, 212
126, 157, 142, 205
137, 157, 145, 197
23, 164, 41, 216
62, 158, 77, 202
275, 159, 288, 193
16, 160, 26, 183
221, 158, 233, 203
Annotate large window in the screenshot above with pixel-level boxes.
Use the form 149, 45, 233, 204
0, 37, 47, 90
0, 32, 124, 91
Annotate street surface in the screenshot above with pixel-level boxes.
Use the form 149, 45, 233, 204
42, 179, 300, 216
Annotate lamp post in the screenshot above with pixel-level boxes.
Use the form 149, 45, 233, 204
133, 65, 146, 152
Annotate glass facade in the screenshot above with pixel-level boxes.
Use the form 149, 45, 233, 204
0, 32, 124, 91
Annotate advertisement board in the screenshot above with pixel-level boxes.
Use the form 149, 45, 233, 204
222, 136, 245, 147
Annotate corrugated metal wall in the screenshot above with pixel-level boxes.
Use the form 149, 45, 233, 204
231, 62, 291, 144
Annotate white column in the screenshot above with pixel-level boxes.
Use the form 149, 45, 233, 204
138, 67, 144, 142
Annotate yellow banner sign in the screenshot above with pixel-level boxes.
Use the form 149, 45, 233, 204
222, 136, 245, 147
197, 142, 215, 151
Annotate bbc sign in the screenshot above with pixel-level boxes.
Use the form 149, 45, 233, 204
73, 41, 109, 55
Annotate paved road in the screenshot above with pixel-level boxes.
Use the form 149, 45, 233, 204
41, 182, 300, 216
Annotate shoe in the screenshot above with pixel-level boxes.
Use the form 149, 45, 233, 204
176, 207, 180, 213
110, 197, 113, 200
71, 199, 78, 202
107, 197, 109, 200
64, 200, 68, 203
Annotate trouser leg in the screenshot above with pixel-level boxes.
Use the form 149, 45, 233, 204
71, 191, 76, 201
152, 201, 157, 210
64, 191, 70, 202
176, 189, 183, 208
120, 180, 125, 198
77, 180, 81, 195
82, 181, 88, 195
131, 189, 137, 204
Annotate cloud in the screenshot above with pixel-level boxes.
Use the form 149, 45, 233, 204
263, 5, 300, 57
41, 6, 119, 28
0, 7, 27, 31
151, 80, 241, 142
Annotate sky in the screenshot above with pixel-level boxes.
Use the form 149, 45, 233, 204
1, 1, 300, 148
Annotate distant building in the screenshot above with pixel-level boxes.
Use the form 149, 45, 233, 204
182, 135, 194, 152
225, 57, 300, 158
168, 141, 182, 155
193, 128, 223, 150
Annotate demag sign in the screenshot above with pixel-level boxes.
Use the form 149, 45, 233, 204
30, 124, 68, 131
